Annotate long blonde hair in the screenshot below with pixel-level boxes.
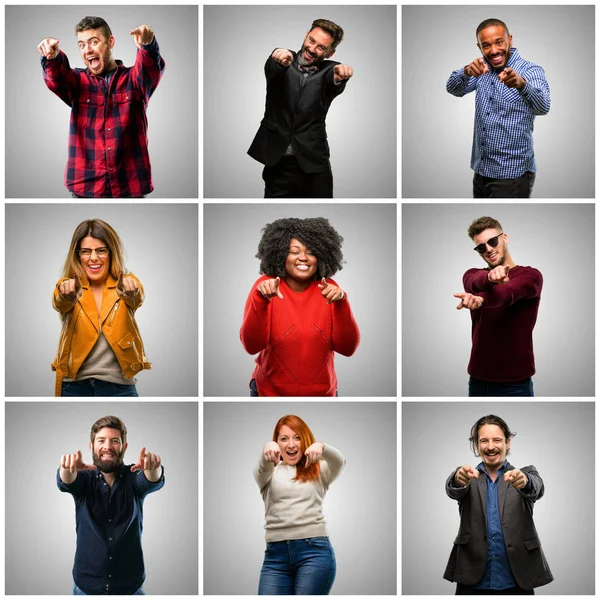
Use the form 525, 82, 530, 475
61, 219, 127, 283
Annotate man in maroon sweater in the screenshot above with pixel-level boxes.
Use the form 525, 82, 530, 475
454, 217, 542, 396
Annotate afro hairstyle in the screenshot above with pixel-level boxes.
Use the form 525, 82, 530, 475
256, 217, 344, 279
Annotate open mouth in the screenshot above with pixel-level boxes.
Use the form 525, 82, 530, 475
88, 57, 101, 70
296, 265, 310, 271
304, 50, 316, 62
87, 264, 103, 273
490, 53, 504, 66
286, 449, 299, 458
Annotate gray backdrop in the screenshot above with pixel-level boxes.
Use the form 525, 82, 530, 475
203, 203, 397, 397
5, 401, 198, 595
402, 5, 595, 198
204, 5, 397, 198
402, 402, 595, 595
204, 401, 397, 595
402, 204, 595, 397
6, 5, 198, 198
5, 204, 198, 396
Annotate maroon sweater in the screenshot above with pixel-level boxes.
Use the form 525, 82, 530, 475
463, 265, 543, 382
240, 276, 360, 396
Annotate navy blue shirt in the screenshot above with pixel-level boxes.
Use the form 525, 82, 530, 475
474, 461, 531, 590
57, 463, 164, 595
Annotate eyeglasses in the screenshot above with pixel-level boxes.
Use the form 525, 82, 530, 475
78, 247, 110, 259
473, 233, 503, 254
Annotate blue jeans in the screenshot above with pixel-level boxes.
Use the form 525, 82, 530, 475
73, 583, 145, 595
258, 537, 336, 595
62, 378, 139, 397
249, 379, 339, 397
468, 377, 534, 397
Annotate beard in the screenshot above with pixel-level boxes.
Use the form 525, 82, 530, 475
93, 448, 125, 473
297, 45, 326, 67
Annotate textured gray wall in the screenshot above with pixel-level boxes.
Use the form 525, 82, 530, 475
402, 5, 594, 198
6, 5, 198, 198
6, 204, 198, 397
402, 204, 595, 397
203, 203, 397, 397
402, 402, 594, 595
204, 401, 397, 595
5, 402, 198, 595
204, 5, 397, 198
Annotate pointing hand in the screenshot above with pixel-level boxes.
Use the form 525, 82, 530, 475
304, 442, 325, 466
333, 64, 354, 82
117, 271, 139, 299
129, 25, 154, 49
465, 57, 488, 78
504, 468, 527, 489
60, 449, 97, 474
272, 48, 293, 67
38, 37, 60, 60
59, 272, 82, 302
487, 265, 510, 284
454, 292, 484, 310
263, 441, 281, 465
498, 67, 525, 89
257, 277, 284, 301
318, 278, 344, 304
130, 447, 161, 472
455, 465, 480, 487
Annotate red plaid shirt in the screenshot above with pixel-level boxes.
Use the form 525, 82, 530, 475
42, 39, 165, 198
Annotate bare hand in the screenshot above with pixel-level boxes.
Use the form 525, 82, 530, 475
454, 292, 484, 310
38, 37, 60, 60
59, 273, 82, 302
304, 442, 325, 466
318, 278, 344, 304
504, 468, 527, 489
465, 57, 488, 77
117, 271, 139, 298
272, 48, 293, 67
60, 449, 97, 474
257, 277, 284, 301
129, 25, 154, 49
130, 447, 161, 472
487, 265, 510, 284
455, 465, 480, 487
263, 441, 281, 465
498, 67, 525, 89
333, 64, 353, 82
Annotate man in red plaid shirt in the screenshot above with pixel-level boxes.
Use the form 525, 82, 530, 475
38, 16, 165, 198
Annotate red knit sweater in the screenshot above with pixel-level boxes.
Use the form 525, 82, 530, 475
463, 265, 543, 382
240, 276, 360, 396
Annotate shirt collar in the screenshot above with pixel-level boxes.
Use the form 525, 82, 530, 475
294, 53, 320, 74
476, 459, 508, 478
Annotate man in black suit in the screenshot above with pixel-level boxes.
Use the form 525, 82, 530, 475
444, 414, 553, 594
248, 19, 353, 198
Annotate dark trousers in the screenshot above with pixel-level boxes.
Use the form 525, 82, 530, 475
456, 583, 534, 595
473, 171, 535, 198
249, 379, 338, 397
468, 377, 534, 397
263, 155, 333, 198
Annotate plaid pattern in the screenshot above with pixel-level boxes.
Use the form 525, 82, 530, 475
446, 47, 550, 179
42, 38, 165, 197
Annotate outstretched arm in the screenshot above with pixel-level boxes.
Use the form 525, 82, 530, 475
129, 24, 165, 99
240, 278, 274, 355
38, 37, 80, 107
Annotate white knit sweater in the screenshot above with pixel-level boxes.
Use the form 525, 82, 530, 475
253, 444, 346, 542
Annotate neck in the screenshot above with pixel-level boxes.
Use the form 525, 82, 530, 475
104, 58, 118, 73
285, 277, 313, 293
102, 470, 117, 486
89, 277, 107, 291
503, 252, 517, 268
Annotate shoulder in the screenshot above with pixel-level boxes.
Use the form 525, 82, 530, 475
463, 267, 486, 277
319, 59, 340, 72
515, 265, 542, 280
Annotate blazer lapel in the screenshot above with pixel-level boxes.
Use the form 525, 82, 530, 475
477, 471, 487, 528
498, 461, 512, 521
78, 285, 99, 333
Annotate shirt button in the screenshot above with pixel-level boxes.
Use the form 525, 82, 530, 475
108, 127, 112, 131
109, 537, 113, 541
489, 96, 492, 100
108, 147, 111, 151
108, 519, 111, 522
486, 112, 490, 115
109, 556, 112, 560
109, 575, 112, 578
104, 483, 107, 486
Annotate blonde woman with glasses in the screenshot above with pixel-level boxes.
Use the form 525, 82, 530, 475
51, 219, 151, 396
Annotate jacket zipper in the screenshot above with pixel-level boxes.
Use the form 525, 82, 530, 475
107, 300, 119, 327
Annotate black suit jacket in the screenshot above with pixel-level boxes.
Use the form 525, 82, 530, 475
443, 463, 553, 590
248, 50, 348, 174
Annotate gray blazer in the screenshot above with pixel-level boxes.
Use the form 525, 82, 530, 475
443, 463, 553, 590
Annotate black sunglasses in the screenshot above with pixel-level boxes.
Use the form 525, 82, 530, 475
474, 233, 503, 254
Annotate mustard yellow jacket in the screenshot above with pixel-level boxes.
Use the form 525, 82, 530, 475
51, 273, 151, 396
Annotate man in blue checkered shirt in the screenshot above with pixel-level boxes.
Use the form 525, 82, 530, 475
447, 19, 550, 198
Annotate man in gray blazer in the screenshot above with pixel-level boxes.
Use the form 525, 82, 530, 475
444, 414, 553, 594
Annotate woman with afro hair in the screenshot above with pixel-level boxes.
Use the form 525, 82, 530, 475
240, 217, 359, 396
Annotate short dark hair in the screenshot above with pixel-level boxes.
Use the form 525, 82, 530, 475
90, 416, 127, 445
467, 216, 503, 240
476, 18, 509, 40
469, 414, 516, 456
310, 19, 344, 50
75, 16, 112, 42
256, 217, 344, 279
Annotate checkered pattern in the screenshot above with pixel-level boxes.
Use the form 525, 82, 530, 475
446, 47, 550, 180
42, 38, 165, 197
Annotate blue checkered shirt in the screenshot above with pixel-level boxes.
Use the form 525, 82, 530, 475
446, 47, 550, 179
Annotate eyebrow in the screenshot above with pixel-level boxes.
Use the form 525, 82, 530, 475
78, 36, 100, 44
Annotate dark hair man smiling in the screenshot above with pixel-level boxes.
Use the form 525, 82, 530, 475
446, 19, 550, 198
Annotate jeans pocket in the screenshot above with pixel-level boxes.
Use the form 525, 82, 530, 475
305, 537, 331, 549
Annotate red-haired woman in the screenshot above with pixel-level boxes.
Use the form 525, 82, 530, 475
253, 415, 345, 595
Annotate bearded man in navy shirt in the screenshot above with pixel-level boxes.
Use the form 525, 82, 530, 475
446, 18, 550, 198
58, 415, 164, 595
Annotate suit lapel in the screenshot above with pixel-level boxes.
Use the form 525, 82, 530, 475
498, 461, 513, 521
477, 471, 487, 528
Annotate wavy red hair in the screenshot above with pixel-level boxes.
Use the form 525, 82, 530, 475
273, 415, 320, 482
